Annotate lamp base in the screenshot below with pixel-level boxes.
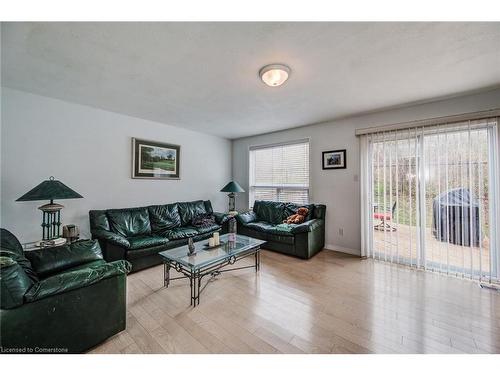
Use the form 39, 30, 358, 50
38, 201, 64, 240
227, 193, 236, 212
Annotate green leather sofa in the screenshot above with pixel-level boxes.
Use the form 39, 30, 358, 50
0, 228, 131, 353
89, 200, 229, 272
236, 201, 326, 259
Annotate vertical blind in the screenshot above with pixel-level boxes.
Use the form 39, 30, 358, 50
360, 117, 499, 282
249, 139, 310, 206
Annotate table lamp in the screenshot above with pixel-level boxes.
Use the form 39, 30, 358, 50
16, 176, 83, 241
220, 181, 245, 215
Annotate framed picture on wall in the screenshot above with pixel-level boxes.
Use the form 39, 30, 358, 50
132, 138, 180, 179
322, 149, 346, 170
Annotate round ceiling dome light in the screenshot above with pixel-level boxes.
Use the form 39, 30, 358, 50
259, 64, 291, 87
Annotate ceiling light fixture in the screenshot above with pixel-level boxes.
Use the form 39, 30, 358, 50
259, 64, 291, 87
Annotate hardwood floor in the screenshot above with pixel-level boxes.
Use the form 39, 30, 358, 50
89, 249, 500, 354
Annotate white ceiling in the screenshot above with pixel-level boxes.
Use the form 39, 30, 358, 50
2, 22, 500, 139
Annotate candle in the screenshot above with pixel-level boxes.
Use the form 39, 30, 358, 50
208, 238, 215, 247
213, 232, 220, 245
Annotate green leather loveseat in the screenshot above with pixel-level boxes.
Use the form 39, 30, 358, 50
89, 200, 229, 272
0, 228, 131, 353
236, 201, 326, 259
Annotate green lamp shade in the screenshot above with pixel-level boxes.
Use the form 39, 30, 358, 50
220, 181, 245, 193
16, 177, 83, 202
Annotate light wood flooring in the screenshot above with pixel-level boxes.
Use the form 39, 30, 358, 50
89, 249, 500, 354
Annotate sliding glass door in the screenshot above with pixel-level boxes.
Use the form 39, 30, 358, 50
362, 118, 499, 282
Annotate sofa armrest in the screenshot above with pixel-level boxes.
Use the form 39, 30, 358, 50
92, 229, 130, 249
291, 219, 324, 234
24, 260, 131, 302
236, 211, 257, 225
313, 204, 326, 220
213, 212, 230, 225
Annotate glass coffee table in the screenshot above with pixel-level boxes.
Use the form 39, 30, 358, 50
159, 234, 266, 306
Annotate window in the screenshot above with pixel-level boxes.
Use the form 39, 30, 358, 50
249, 139, 310, 207
360, 117, 500, 282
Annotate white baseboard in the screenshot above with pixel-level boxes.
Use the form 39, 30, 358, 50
324, 243, 361, 256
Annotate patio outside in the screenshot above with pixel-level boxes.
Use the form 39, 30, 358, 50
371, 126, 492, 279
373, 223, 491, 278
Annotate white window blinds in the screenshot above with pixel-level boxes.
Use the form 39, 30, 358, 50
360, 117, 500, 282
249, 140, 310, 206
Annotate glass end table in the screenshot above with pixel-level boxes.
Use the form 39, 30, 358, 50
22, 237, 67, 251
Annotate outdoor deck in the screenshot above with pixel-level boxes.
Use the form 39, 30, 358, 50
373, 223, 491, 277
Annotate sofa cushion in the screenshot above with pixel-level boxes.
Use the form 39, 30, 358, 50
245, 221, 275, 233
284, 203, 315, 222
126, 239, 186, 260
89, 210, 111, 231
186, 224, 221, 235
108, 207, 151, 237
25, 240, 103, 278
63, 259, 107, 273
167, 227, 199, 240
253, 200, 286, 224
213, 212, 231, 225
92, 229, 130, 249
128, 235, 169, 250
241, 226, 294, 245
0, 228, 38, 282
193, 232, 217, 243
177, 200, 207, 226
236, 211, 257, 225
245, 221, 294, 236
291, 219, 324, 234
203, 200, 214, 214
148, 204, 181, 235
0, 256, 34, 309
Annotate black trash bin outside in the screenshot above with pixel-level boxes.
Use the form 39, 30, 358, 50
432, 188, 480, 247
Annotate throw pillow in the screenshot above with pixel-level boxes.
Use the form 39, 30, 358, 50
191, 213, 216, 228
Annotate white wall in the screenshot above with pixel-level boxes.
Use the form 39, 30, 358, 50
3, 87, 499, 250
1, 88, 232, 243
232, 88, 500, 255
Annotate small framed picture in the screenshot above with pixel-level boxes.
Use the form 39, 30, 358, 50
132, 138, 180, 179
322, 149, 346, 170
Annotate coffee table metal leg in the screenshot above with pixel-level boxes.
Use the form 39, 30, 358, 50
196, 271, 201, 306
164, 263, 171, 287
190, 274, 194, 306
255, 249, 261, 271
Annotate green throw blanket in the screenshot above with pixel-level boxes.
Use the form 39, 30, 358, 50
274, 223, 295, 232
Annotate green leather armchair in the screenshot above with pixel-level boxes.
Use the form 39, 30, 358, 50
236, 201, 326, 259
0, 228, 131, 353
